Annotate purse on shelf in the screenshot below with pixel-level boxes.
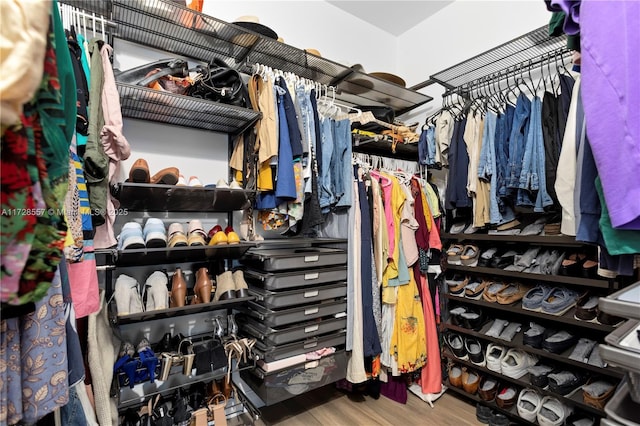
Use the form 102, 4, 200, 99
115, 58, 248, 107
192, 338, 227, 375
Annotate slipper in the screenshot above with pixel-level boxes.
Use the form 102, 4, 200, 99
151, 167, 180, 185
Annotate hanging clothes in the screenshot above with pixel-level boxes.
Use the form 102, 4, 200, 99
444, 117, 471, 209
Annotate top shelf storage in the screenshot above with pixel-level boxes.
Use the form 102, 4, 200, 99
430, 25, 567, 89
65, 0, 431, 115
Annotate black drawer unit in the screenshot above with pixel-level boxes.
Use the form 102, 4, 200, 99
239, 242, 347, 405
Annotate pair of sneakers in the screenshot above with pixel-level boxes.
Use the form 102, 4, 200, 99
115, 272, 169, 316
118, 218, 167, 250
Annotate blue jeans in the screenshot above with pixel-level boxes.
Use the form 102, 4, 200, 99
479, 112, 515, 225
61, 385, 89, 426
319, 118, 335, 212
507, 93, 532, 190
496, 105, 515, 201
334, 119, 352, 208
275, 87, 297, 203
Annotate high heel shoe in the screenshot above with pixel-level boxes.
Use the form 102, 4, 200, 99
170, 267, 187, 308
114, 342, 138, 388
191, 267, 212, 304
137, 338, 159, 383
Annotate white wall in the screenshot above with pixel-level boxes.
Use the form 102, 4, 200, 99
396, 0, 550, 123
203, 1, 398, 73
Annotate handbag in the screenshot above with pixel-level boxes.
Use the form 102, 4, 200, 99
193, 338, 227, 375
190, 59, 249, 107
115, 59, 195, 95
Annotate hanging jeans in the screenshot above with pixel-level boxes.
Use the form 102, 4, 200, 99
319, 118, 336, 212
334, 119, 351, 208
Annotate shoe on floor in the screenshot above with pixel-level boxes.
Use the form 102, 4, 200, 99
143, 218, 167, 248
537, 396, 569, 426
488, 412, 510, 426
118, 222, 146, 250
501, 349, 538, 379
517, 388, 542, 422
476, 403, 493, 424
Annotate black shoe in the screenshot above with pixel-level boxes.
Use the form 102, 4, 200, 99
548, 369, 587, 396
476, 403, 493, 424
522, 323, 547, 349
489, 412, 510, 426
461, 305, 487, 331
542, 330, 578, 354
465, 337, 485, 366
446, 332, 468, 360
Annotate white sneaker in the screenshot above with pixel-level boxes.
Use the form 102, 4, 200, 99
537, 396, 570, 426
117, 222, 145, 250
216, 178, 229, 189
486, 344, 506, 373
501, 349, 539, 379
229, 179, 242, 189
517, 388, 542, 422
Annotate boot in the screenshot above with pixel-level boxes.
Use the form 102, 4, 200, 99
191, 267, 212, 305
115, 274, 143, 316
145, 271, 168, 311
170, 267, 187, 308
213, 271, 236, 302
232, 270, 249, 298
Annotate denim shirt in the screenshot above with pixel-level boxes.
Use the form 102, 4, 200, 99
506, 94, 532, 191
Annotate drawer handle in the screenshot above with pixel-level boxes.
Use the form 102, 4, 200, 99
304, 255, 319, 262
303, 341, 318, 349
304, 273, 319, 280
304, 307, 319, 315
304, 360, 319, 369
304, 325, 319, 333
303, 290, 319, 298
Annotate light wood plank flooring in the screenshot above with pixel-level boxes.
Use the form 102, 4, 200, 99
256, 385, 480, 426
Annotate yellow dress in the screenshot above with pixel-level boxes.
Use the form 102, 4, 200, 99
391, 268, 427, 373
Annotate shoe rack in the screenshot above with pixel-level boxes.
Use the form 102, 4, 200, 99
598, 281, 640, 426
441, 230, 629, 425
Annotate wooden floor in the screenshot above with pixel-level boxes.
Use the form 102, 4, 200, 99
255, 385, 481, 426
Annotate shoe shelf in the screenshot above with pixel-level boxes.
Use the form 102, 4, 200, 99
444, 378, 538, 426
117, 360, 254, 410
443, 294, 615, 333
111, 295, 254, 326
445, 264, 613, 289
441, 232, 585, 247
116, 182, 254, 212
110, 0, 431, 114
442, 321, 625, 379
117, 83, 261, 134
442, 350, 606, 417
113, 243, 256, 266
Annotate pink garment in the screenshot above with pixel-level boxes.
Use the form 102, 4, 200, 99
418, 273, 442, 395
427, 215, 442, 251
371, 171, 395, 260
94, 43, 130, 248
67, 241, 99, 318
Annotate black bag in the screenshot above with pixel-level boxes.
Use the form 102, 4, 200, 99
115, 58, 192, 95
193, 338, 227, 375
190, 59, 249, 107
352, 105, 395, 133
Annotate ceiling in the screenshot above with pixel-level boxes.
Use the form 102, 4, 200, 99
327, 1, 454, 36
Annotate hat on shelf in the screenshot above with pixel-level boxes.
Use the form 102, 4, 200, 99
305, 48, 322, 57
369, 72, 406, 87
232, 15, 278, 40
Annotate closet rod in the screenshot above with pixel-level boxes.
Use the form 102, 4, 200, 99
445, 46, 572, 96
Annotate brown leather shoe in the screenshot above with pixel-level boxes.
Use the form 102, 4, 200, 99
496, 385, 518, 409
192, 267, 212, 304
478, 376, 500, 401
170, 267, 187, 308
448, 364, 463, 389
462, 369, 481, 394
129, 158, 150, 183
150, 167, 180, 185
